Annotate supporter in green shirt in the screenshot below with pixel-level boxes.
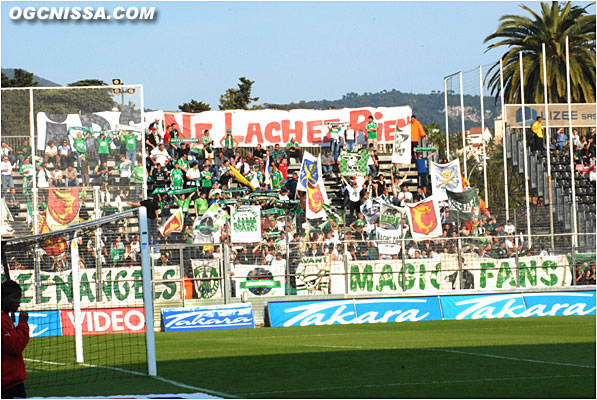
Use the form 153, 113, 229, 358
120, 131, 138, 163
194, 192, 209, 217
285, 138, 303, 164
133, 161, 145, 183
174, 193, 193, 215
15, 139, 31, 167
271, 164, 284, 189
200, 165, 213, 192
177, 155, 190, 173
96, 133, 111, 164
366, 115, 378, 149
170, 163, 184, 189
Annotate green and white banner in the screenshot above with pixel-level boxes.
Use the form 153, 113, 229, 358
231, 205, 261, 243
233, 264, 286, 297
332, 254, 572, 295
1, 261, 221, 306
296, 256, 332, 295
339, 149, 368, 177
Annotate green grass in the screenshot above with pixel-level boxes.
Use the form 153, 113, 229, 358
28, 315, 596, 398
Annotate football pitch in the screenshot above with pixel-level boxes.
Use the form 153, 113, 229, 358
29, 315, 596, 398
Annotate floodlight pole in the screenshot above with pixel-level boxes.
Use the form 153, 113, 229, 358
479, 65, 489, 207
542, 43, 555, 251
519, 52, 533, 248
499, 59, 510, 220
459, 72, 467, 177
565, 37, 578, 247
444, 77, 450, 160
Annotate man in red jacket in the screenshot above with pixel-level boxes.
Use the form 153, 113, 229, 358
2, 280, 29, 398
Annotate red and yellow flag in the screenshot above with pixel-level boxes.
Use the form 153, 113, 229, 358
39, 213, 67, 256
406, 197, 442, 240
48, 188, 80, 227
159, 208, 184, 237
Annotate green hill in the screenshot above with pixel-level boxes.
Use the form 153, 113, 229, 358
1, 68, 61, 87
264, 89, 501, 130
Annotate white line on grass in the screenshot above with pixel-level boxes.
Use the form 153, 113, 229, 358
239, 374, 593, 396
24, 358, 236, 399
424, 348, 597, 369
303, 344, 364, 349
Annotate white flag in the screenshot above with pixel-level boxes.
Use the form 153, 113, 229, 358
430, 159, 463, 201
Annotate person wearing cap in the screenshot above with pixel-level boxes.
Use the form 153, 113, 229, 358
220, 129, 237, 159
145, 125, 160, 152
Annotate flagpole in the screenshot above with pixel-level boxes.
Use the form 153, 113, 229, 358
479, 65, 489, 207
459, 72, 468, 177
542, 42, 555, 251
519, 51, 532, 248
444, 77, 451, 160
499, 59, 509, 221
565, 36, 578, 247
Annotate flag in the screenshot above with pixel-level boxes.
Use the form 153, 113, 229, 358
298, 151, 319, 191
306, 175, 329, 220
406, 196, 443, 240
339, 149, 368, 177
204, 203, 229, 228
430, 159, 463, 201
231, 205, 261, 243
230, 165, 255, 191
39, 213, 67, 256
159, 208, 184, 237
360, 197, 382, 223
446, 188, 480, 223
391, 123, 412, 164
47, 187, 80, 230
379, 203, 406, 230
322, 204, 344, 224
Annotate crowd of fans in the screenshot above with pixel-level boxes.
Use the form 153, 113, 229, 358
1, 118, 595, 288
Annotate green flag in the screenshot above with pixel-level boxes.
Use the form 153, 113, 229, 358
339, 149, 368, 177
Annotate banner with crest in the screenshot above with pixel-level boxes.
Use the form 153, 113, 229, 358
406, 196, 443, 240
430, 159, 463, 201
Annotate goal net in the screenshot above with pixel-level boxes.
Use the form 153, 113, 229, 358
1, 207, 156, 390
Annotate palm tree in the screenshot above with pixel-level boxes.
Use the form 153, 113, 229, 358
484, 1, 595, 104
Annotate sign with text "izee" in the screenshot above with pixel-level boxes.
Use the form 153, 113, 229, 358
505, 104, 596, 128
162, 303, 255, 331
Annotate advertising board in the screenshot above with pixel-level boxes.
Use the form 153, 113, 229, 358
268, 297, 442, 327
61, 307, 146, 335
162, 303, 255, 332
16, 310, 62, 337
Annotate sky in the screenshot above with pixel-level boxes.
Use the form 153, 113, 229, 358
1, 0, 595, 111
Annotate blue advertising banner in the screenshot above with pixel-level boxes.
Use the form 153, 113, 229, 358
522, 291, 596, 317
440, 293, 526, 320
162, 303, 255, 332
268, 297, 443, 327
16, 310, 62, 337
354, 297, 442, 324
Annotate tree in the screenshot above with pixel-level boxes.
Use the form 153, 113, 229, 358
219, 77, 260, 110
68, 79, 107, 87
484, 1, 596, 104
1, 68, 38, 87
179, 99, 211, 113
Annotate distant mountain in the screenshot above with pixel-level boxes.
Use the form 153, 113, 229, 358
264, 89, 501, 131
1, 68, 61, 87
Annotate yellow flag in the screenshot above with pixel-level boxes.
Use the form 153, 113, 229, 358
230, 165, 255, 191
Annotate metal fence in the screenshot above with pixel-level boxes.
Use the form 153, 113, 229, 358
148, 233, 595, 305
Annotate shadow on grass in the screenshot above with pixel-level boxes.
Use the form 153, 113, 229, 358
29, 342, 596, 398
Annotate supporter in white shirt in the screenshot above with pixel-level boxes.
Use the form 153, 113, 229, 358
503, 220, 515, 235
36, 165, 50, 188
186, 163, 201, 182
0, 156, 14, 189
150, 143, 171, 167
397, 185, 413, 207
